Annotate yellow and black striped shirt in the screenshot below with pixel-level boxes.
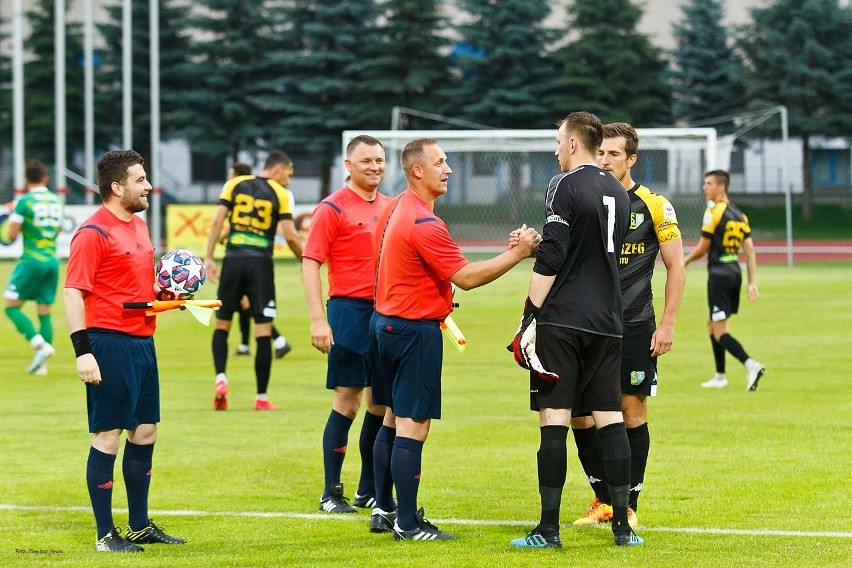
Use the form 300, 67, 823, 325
700, 201, 751, 270
619, 184, 681, 323
218, 175, 294, 257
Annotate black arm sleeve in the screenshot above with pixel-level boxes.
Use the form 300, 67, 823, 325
533, 221, 571, 276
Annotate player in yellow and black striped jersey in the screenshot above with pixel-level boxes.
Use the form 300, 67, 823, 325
685, 169, 765, 391
203, 151, 303, 411
569, 123, 686, 528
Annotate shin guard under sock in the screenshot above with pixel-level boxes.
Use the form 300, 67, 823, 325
357, 411, 384, 496
123, 440, 154, 531
86, 447, 117, 539
538, 425, 568, 527
322, 410, 353, 494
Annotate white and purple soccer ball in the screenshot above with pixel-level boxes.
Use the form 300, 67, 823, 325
156, 249, 206, 299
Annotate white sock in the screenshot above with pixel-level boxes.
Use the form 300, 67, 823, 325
273, 336, 287, 349
256, 393, 268, 402
215, 372, 228, 384
30, 334, 46, 349
715, 373, 727, 380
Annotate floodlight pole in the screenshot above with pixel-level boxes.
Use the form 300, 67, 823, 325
55, 0, 67, 202
779, 105, 792, 267
84, 0, 95, 204
150, 0, 162, 251
123, 0, 132, 149
12, 0, 24, 195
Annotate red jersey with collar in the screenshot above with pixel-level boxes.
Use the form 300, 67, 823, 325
302, 186, 391, 300
65, 207, 156, 337
374, 190, 468, 321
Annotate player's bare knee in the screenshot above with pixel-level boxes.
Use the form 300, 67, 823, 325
333, 388, 362, 418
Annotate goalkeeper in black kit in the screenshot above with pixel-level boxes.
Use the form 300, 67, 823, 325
509, 112, 643, 548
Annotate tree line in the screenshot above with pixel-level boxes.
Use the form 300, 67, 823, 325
1, 0, 850, 208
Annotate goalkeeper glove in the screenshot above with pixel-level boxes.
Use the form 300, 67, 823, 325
508, 297, 559, 382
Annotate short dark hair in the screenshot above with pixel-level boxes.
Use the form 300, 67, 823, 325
97, 150, 144, 201
558, 112, 603, 153
705, 169, 730, 191
230, 162, 252, 176
401, 138, 438, 180
346, 135, 383, 157
25, 159, 49, 186
263, 151, 293, 170
603, 122, 639, 157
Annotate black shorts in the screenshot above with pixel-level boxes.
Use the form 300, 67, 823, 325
531, 325, 622, 414
707, 267, 741, 321
620, 320, 658, 397
216, 254, 276, 323
326, 298, 373, 389
87, 331, 160, 432
370, 312, 443, 420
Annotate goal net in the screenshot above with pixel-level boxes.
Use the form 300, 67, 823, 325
342, 128, 718, 250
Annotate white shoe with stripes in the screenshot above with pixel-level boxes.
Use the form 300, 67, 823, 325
392, 507, 456, 541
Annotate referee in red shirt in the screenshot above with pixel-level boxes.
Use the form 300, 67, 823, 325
370, 138, 540, 541
302, 135, 392, 515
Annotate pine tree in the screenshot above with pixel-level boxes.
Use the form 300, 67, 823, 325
22, 0, 86, 163
95, 0, 193, 160
449, 0, 556, 129
170, 0, 277, 163
669, 0, 744, 126
355, 0, 450, 129
267, 0, 383, 197
737, 0, 852, 219
550, 0, 671, 126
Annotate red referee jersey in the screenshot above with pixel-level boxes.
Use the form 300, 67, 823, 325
374, 191, 467, 321
65, 207, 156, 337
302, 186, 391, 300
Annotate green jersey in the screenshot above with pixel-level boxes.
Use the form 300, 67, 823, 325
11, 187, 63, 262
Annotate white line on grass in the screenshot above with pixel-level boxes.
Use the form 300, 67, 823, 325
3, 503, 851, 539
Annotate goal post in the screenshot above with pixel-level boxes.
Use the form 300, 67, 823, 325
343, 128, 718, 251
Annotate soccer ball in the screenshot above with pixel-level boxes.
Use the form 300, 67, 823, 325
156, 249, 206, 299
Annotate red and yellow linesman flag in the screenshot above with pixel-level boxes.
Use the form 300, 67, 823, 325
123, 299, 222, 326
441, 315, 467, 352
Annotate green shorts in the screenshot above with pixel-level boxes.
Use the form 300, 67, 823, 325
5, 258, 60, 304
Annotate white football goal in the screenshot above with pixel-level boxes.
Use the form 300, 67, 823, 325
342, 128, 718, 250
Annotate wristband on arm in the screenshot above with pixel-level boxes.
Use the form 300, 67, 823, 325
70, 329, 93, 357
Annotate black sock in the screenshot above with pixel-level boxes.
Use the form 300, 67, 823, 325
572, 426, 611, 504
239, 311, 251, 345
598, 422, 631, 527
212, 329, 228, 374
322, 410, 353, 495
718, 333, 749, 364
392, 436, 423, 531
254, 336, 272, 394
373, 425, 396, 511
626, 423, 650, 511
86, 447, 116, 539
538, 425, 568, 528
357, 412, 384, 496
711, 335, 726, 373
123, 441, 154, 531
271, 326, 281, 340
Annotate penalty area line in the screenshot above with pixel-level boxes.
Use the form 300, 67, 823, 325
2, 504, 851, 539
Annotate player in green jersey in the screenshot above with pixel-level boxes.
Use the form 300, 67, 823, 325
4, 160, 64, 375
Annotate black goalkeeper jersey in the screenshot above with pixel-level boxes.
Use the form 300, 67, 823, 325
537, 164, 630, 337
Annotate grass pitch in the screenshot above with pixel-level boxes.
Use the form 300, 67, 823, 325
0, 258, 850, 567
